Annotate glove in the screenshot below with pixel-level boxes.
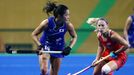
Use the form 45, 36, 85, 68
36, 45, 44, 55
91, 59, 98, 67
62, 46, 72, 56
5, 46, 12, 53
110, 52, 117, 58
37, 45, 44, 50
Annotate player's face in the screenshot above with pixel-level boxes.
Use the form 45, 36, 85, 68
63, 9, 70, 21
96, 20, 108, 33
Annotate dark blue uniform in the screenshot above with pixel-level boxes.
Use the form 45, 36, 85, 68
128, 15, 134, 48
40, 16, 67, 58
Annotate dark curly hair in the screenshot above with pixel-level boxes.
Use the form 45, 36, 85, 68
43, 1, 68, 18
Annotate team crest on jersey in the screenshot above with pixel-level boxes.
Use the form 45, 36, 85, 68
106, 43, 111, 49
59, 29, 64, 32
107, 43, 111, 46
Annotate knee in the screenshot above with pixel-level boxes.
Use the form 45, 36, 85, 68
101, 64, 111, 74
93, 69, 101, 75
41, 65, 48, 75
41, 69, 48, 75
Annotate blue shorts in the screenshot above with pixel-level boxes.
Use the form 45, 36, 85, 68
50, 53, 64, 58
128, 35, 134, 48
43, 45, 65, 58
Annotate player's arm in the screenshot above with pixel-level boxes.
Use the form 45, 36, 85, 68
111, 32, 130, 54
92, 39, 104, 65
124, 16, 132, 42
31, 19, 48, 46
62, 22, 77, 56
95, 39, 104, 60
67, 22, 77, 48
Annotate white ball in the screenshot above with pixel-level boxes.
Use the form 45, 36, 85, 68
67, 73, 71, 75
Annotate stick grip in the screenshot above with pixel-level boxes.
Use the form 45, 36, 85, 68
93, 55, 110, 66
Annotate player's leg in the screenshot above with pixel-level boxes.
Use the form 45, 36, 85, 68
101, 61, 116, 75
93, 61, 106, 75
101, 58, 126, 75
101, 54, 127, 75
39, 53, 49, 75
50, 56, 62, 75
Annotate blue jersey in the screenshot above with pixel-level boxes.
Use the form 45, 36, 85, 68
128, 15, 134, 35
128, 15, 134, 48
40, 16, 67, 57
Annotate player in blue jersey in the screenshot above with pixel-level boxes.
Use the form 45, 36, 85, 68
31, 1, 77, 75
124, 10, 134, 49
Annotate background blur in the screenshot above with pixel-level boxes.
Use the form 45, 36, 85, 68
0, 0, 134, 53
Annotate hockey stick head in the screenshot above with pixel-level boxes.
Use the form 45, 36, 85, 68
5, 45, 12, 53
67, 65, 94, 75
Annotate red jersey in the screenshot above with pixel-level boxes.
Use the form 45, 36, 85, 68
97, 30, 127, 61
97, 30, 123, 52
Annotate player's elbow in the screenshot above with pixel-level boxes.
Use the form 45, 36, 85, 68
31, 32, 35, 37
124, 43, 130, 49
31, 32, 37, 38
74, 34, 77, 41
75, 34, 77, 39
72, 34, 77, 39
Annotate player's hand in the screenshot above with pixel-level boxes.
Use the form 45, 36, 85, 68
36, 45, 44, 55
110, 52, 117, 58
62, 46, 72, 56
91, 59, 98, 67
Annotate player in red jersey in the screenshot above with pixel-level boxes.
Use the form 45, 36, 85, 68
87, 18, 129, 75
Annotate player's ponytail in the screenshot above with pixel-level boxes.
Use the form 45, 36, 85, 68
43, 1, 57, 16
43, 1, 68, 18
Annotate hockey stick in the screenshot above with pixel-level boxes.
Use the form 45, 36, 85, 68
67, 55, 110, 75
5, 46, 62, 54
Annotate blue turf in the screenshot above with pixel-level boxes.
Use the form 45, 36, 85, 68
0, 54, 133, 75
